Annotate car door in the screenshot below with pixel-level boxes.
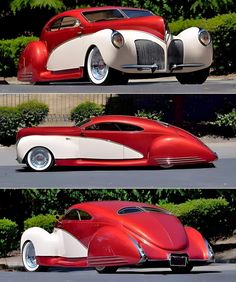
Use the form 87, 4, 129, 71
44, 16, 83, 53
60, 209, 99, 247
79, 122, 153, 159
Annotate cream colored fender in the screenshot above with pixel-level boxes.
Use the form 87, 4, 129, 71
47, 28, 167, 73
16, 135, 143, 163
173, 27, 213, 73
21, 227, 88, 258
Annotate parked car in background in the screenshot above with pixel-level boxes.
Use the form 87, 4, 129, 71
21, 200, 214, 273
17, 6, 213, 85
16, 115, 218, 171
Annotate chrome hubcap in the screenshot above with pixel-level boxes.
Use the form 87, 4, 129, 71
90, 48, 108, 81
28, 147, 51, 170
24, 242, 38, 269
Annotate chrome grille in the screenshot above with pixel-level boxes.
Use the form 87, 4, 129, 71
135, 40, 165, 69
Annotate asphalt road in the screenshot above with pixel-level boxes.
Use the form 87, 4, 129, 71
1, 79, 236, 94
0, 264, 235, 282
0, 142, 235, 188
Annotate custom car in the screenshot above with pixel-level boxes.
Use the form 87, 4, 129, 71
16, 115, 218, 172
17, 6, 213, 85
21, 200, 214, 272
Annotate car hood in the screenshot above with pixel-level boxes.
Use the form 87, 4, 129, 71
122, 212, 188, 251
16, 127, 81, 140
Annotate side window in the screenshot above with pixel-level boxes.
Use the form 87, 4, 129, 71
79, 210, 92, 220
60, 17, 80, 29
85, 122, 120, 131
116, 123, 143, 131
63, 209, 80, 220
49, 18, 62, 31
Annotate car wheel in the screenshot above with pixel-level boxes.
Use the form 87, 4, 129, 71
26, 147, 54, 172
170, 265, 193, 273
95, 266, 118, 273
176, 67, 210, 84
87, 46, 127, 85
22, 241, 46, 272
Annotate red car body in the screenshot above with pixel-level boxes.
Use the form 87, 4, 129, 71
16, 115, 217, 171
21, 201, 214, 273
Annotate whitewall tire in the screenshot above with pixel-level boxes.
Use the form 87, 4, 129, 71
22, 241, 40, 272
26, 147, 54, 172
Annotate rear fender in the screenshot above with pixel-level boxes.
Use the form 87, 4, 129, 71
88, 226, 142, 266
17, 41, 48, 82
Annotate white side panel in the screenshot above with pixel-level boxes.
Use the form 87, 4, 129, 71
47, 29, 167, 73
21, 227, 88, 258
17, 135, 143, 161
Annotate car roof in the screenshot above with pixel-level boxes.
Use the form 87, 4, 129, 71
69, 200, 162, 215
86, 115, 164, 130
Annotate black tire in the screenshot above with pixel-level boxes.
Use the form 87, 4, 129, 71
176, 67, 210, 84
26, 146, 54, 172
170, 265, 193, 273
96, 266, 118, 273
86, 46, 128, 85
22, 241, 48, 272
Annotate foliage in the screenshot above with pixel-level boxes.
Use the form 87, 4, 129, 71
0, 36, 37, 76
160, 198, 233, 240
17, 100, 49, 127
0, 100, 49, 145
210, 109, 236, 135
0, 218, 18, 257
24, 214, 57, 233
135, 109, 163, 121
0, 106, 22, 145
169, 13, 236, 74
70, 101, 105, 125
10, 0, 65, 13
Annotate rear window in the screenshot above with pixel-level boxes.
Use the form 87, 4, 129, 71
118, 206, 171, 215
83, 9, 124, 22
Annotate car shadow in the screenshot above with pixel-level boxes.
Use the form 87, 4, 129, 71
15, 163, 215, 173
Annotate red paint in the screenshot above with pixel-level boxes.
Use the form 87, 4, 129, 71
35, 201, 213, 268
17, 115, 218, 168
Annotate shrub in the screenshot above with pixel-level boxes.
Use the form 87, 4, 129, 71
0, 36, 38, 77
135, 109, 163, 121
17, 100, 49, 127
0, 218, 18, 257
169, 13, 236, 74
0, 106, 22, 145
160, 198, 232, 240
210, 108, 236, 135
24, 214, 57, 233
70, 101, 104, 125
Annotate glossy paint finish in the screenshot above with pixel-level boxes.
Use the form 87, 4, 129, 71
17, 6, 213, 84
21, 201, 214, 270
16, 115, 217, 170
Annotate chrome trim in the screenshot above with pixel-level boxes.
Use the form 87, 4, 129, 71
122, 63, 159, 72
129, 237, 147, 264
170, 63, 204, 71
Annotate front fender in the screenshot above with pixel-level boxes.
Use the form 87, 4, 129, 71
174, 27, 213, 72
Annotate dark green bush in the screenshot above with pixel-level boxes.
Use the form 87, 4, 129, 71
169, 13, 236, 74
0, 36, 38, 77
24, 214, 57, 233
0, 106, 22, 145
0, 218, 18, 257
17, 100, 49, 127
160, 198, 232, 240
70, 101, 104, 125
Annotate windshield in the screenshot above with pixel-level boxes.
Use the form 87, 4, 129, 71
121, 9, 153, 18
76, 119, 90, 127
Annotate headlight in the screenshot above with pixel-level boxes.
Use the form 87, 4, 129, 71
111, 31, 124, 48
198, 29, 211, 46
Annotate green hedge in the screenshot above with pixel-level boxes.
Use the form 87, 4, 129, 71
0, 100, 49, 145
0, 218, 18, 257
24, 214, 57, 233
161, 198, 232, 240
0, 36, 38, 77
169, 13, 236, 74
70, 101, 104, 125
